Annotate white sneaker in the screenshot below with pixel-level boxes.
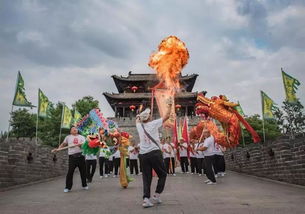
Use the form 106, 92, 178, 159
173, 174, 176, 176
113, 175, 117, 178
142, 198, 154, 208
63, 188, 70, 193
199, 174, 202, 177
191, 173, 194, 175
221, 172, 225, 177
104, 175, 108, 178
215, 174, 218, 178
100, 176, 103, 178
206, 181, 216, 185
83, 186, 89, 190
152, 194, 162, 204
204, 179, 210, 183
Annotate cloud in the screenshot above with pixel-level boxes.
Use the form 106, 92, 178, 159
0, 0, 305, 132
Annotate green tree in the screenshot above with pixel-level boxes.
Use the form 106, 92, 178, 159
242, 114, 281, 144
37, 102, 69, 147
10, 109, 36, 138
281, 100, 305, 138
72, 96, 99, 116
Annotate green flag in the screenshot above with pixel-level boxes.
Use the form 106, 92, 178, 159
281, 69, 300, 103
234, 101, 245, 117
38, 89, 50, 117
12, 71, 35, 107
61, 105, 72, 129
73, 109, 82, 125
261, 91, 278, 119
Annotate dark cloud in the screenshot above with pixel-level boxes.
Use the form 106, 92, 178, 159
0, 0, 305, 131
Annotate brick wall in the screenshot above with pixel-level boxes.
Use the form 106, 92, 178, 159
224, 136, 305, 186
0, 138, 68, 189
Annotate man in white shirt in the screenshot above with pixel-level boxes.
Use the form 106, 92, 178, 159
214, 143, 226, 177
136, 101, 172, 208
162, 139, 176, 176
128, 142, 139, 175
85, 154, 97, 183
189, 139, 198, 174
197, 129, 216, 184
178, 139, 189, 173
195, 141, 205, 176
54, 127, 88, 192
99, 147, 110, 178
113, 148, 120, 178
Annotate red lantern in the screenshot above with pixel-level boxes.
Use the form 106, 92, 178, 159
131, 86, 138, 93
129, 105, 136, 111
175, 104, 181, 110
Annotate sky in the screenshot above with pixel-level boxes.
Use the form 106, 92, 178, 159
1, 0, 305, 132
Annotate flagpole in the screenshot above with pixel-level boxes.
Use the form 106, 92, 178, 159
262, 116, 266, 143
35, 112, 39, 145
260, 91, 266, 143
35, 89, 39, 145
58, 103, 64, 146
6, 105, 14, 141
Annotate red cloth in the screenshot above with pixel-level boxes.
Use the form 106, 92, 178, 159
172, 119, 180, 161
231, 109, 261, 143
88, 138, 100, 148
182, 116, 190, 159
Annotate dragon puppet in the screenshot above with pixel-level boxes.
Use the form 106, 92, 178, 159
52, 108, 133, 188
75, 108, 134, 188
193, 93, 261, 148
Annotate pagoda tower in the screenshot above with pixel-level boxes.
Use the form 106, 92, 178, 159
103, 71, 199, 118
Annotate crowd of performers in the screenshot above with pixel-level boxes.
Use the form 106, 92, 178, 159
160, 136, 226, 180
52, 92, 260, 208
55, 125, 225, 192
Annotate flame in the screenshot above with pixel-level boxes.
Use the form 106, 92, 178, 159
148, 36, 189, 90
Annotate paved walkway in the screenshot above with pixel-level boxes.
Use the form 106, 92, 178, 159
0, 170, 305, 214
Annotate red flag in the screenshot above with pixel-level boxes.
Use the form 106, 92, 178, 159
182, 115, 190, 159
172, 119, 180, 160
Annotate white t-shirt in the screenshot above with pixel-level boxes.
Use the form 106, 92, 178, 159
162, 143, 172, 159
128, 146, 139, 160
179, 142, 188, 157
99, 147, 110, 158
113, 149, 120, 158
190, 150, 196, 158
136, 118, 163, 154
64, 134, 86, 155
85, 154, 97, 160
203, 136, 215, 156
169, 143, 176, 158
214, 143, 224, 156
195, 142, 205, 158
108, 154, 114, 161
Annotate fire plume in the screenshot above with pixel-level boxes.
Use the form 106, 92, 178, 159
148, 36, 189, 90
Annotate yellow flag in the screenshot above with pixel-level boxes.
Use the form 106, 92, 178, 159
282, 69, 300, 103
261, 91, 277, 119
73, 110, 82, 125
38, 89, 50, 117
13, 71, 35, 107
61, 105, 72, 129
